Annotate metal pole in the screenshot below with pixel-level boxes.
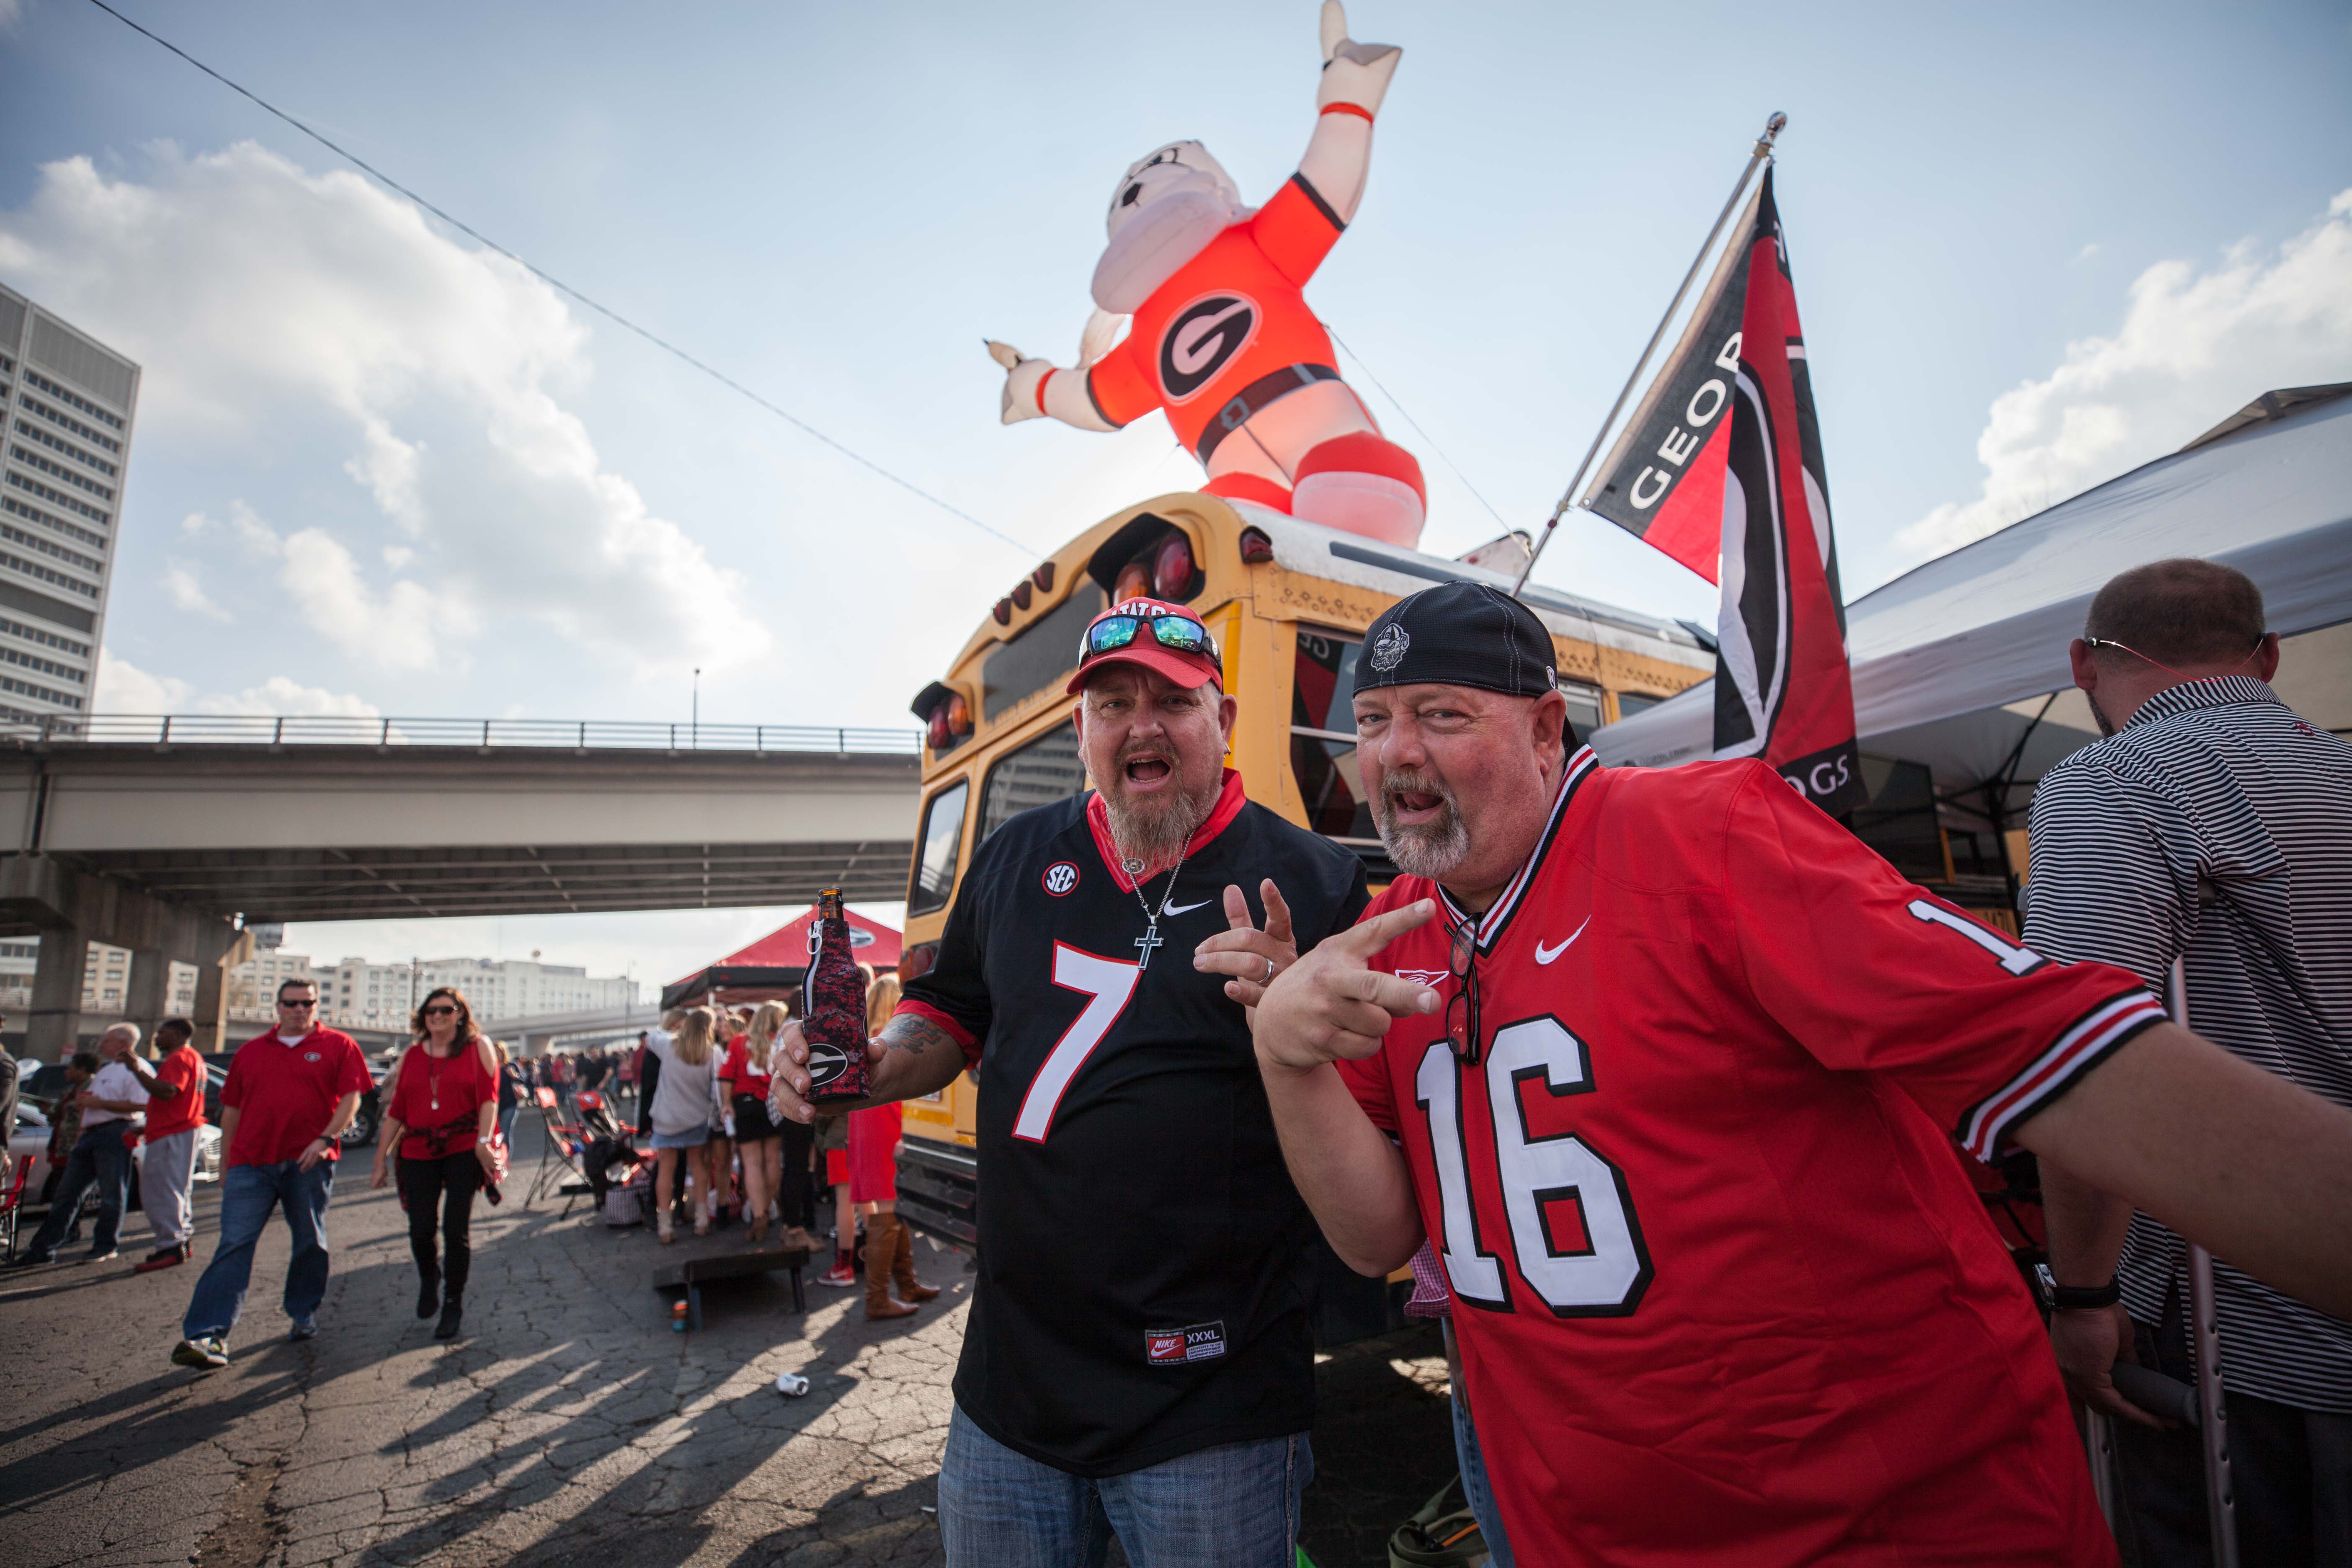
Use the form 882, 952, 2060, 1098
2169, 957, 2239, 1568
692, 666, 701, 748
1514, 111, 1785, 597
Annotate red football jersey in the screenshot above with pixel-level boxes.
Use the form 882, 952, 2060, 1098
1336, 748, 2164, 1566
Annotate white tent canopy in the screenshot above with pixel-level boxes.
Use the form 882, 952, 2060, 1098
1591, 386, 2352, 787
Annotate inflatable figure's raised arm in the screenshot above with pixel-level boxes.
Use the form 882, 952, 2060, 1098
985, 338, 1122, 431
1298, 0, 1401, 227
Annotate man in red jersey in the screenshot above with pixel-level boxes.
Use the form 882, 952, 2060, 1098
1223, 581, 2352, 1566
124, 1017, 209, 1271
171, 978, 371, 1370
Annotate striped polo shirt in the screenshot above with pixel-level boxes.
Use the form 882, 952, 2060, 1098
2023, 674, 2352, 1411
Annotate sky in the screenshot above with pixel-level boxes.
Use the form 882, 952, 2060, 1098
2, 0, 2347, 986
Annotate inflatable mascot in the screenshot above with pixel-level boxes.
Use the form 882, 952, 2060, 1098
986, 2, 1424, 548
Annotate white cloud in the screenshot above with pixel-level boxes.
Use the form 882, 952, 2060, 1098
0, 143, 767, 676
164, 565, 233, 623
93, 652, 190, 714
1900, 188, 2352, 561
195, 676, 382, 719
92, 651, 380, 719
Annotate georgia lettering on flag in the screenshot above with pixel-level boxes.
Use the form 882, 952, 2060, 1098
1586, 169, 1863, 815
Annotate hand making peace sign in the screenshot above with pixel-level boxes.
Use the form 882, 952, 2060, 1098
1249, 899, 1442, 1070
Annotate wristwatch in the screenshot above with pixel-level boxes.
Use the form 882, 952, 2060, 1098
2034, 1263, 2122, 1311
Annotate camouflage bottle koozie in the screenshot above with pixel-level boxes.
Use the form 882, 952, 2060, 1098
802, 888, 871, 1102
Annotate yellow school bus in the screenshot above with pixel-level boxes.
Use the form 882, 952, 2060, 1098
892, 493, 1713, 1285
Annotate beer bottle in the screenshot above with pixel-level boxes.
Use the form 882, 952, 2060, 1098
802, 888, 871, 1102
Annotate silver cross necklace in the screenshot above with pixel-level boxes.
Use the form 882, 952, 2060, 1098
1122, 834, 1195, 971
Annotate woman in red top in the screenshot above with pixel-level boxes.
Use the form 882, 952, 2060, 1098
720, 1001, 799, 1249
371, 987, 499, 1342
847, 973, 938, 1320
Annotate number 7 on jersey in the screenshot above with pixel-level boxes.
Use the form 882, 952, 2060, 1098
1012, 944, 1142, 1142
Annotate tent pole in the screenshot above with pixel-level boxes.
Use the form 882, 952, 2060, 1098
1514, 111, 1785, 597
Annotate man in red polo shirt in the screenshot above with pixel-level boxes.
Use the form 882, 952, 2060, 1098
123, 1017, 209, 1271
171, 978, 371, 1369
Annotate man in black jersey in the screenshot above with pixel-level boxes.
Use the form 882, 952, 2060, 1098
768, 596, 1368, 1568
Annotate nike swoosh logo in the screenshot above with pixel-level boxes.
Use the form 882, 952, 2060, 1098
1534, 918, 1591, 965
1162, 899, 1215, 916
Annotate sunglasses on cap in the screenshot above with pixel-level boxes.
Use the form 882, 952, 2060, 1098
1077, 611, 1220, 668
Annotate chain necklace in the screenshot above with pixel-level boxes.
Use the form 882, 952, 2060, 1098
1121, 832, 1196, 972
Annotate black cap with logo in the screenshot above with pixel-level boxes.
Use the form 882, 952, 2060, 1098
1356, 581, 1560, 699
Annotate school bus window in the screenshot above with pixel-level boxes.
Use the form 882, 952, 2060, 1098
981, 583, 1104, 722
1617, 691, 1666, 718
1291, 629, 1375, 841
1561, 681, 1604, 738
908, 779, 970, 917
981, 719, 1086, 841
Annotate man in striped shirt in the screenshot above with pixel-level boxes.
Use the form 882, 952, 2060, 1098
2028, 558, 2352, 1565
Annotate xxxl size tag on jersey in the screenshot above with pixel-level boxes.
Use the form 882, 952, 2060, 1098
1145, 1321, 1228, 1366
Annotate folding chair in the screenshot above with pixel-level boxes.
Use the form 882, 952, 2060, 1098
528, 1088, 593, 1210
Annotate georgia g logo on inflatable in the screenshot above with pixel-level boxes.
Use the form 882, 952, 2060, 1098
984, 3, 1428, 550
1160, 293, 1259, 402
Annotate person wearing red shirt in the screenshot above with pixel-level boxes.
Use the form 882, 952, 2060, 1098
844, 972, 937, 1322
720, 1001, 800, 1249
171, 979, 371, 1370
1231, 582, 2352, 1566
372, 986, 500, 1342
124, 1017, 209, 1271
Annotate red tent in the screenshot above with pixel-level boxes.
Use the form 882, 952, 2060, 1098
661, 905, 902, 1010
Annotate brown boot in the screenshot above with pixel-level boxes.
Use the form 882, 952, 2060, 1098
863, 1213, 916, 1320
891, 1213, 940, 1302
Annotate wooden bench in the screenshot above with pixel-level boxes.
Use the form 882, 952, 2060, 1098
649, 1244, 810, 1329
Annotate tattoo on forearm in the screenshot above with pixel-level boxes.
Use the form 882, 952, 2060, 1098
878, 1014, 954, 1060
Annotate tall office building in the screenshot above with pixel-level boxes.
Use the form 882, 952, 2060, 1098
0, 283, 137, 725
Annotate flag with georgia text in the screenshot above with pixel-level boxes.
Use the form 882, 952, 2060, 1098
1584, 168, 1862, 815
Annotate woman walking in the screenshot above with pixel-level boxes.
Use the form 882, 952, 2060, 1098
372, 987, 500, 1342
645, 1007, 719, 1243
720, 1002, 799, 1248
848, 973, 937, 1320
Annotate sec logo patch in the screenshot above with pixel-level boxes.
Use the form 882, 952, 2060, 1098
1042, 861, 1080, 896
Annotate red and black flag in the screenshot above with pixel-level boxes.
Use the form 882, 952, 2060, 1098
1585, 168, 1862, 813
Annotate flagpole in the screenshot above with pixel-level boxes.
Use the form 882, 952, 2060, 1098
1513, 111, 1787, 596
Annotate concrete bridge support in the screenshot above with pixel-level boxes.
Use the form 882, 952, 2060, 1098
0, 854, 247, 1058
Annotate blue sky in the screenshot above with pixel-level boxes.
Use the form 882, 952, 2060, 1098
3, 0, 2347, 984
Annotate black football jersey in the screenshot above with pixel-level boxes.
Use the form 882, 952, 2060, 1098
898, 770, 1370, 1476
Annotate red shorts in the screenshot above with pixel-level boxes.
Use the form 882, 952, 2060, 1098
824, 1148, 850, 1186
847, 1103, 902, 1204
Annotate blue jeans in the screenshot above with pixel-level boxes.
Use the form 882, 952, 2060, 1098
182, 1159, 335, 1341
24, 1124, 133, 1258
938, 1404, 1311, 1568
497, 1106, 518, 1148
1451, 1369, 1515, 1568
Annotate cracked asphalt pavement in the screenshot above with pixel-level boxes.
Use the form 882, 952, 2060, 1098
0, 1119, 1457, 1568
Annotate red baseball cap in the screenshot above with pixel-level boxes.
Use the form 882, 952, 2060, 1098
1065, 598, 1224, 695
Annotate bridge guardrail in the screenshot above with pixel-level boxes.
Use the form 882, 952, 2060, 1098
0, 714, 923, 754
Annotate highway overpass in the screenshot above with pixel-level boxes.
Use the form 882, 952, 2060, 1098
0, 714, 921, 1054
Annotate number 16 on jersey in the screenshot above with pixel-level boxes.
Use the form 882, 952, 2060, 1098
1416, 1016, 1654, 1317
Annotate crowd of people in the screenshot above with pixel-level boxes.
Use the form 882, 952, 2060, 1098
635, 974, 935, 1318
2, 556, 2344, 1565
